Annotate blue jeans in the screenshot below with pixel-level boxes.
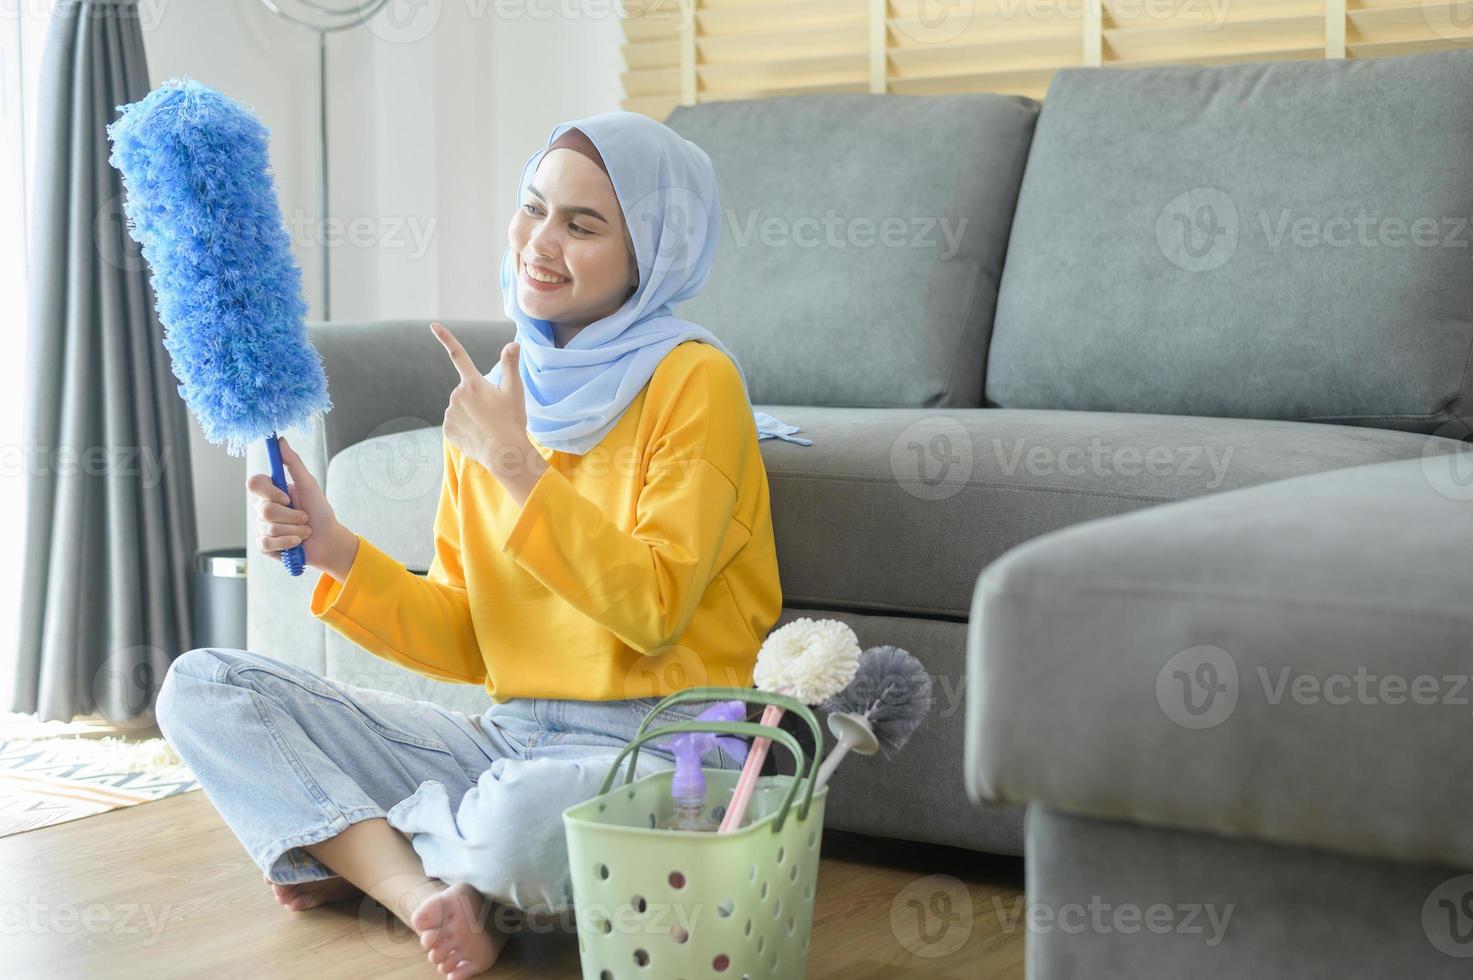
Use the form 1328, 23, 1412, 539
154, 647, 744, 915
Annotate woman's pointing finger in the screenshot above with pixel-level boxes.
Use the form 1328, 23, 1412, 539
431, 321, 482, 385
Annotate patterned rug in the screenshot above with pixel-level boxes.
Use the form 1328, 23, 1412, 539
0, 712, 200, 838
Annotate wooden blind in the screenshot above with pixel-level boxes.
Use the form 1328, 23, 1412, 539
620, 0, 1473, 118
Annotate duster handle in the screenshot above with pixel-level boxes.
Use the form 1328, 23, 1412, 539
265, 433, 306, 577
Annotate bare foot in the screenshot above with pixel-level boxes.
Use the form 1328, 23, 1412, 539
411, 881, 511, 979
264, 870, 364, 911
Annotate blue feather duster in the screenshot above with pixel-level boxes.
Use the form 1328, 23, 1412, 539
105, 77, 332, 576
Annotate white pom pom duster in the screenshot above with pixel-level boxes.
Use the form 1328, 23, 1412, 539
753, 617, 862, 705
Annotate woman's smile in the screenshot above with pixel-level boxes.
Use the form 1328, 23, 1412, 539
520, 257, 571, 291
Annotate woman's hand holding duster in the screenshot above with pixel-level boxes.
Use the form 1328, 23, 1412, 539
246, 435, 358, 581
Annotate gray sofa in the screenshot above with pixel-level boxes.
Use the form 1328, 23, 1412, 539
246, 47, 1473, 974
964, 49, 1473, 978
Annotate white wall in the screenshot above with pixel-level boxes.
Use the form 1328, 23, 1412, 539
139, 0, 625, 550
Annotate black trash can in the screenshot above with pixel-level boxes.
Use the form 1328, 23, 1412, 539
195, 547, 248, 651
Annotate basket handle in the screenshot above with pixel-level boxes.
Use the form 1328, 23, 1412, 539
627, 686, 824, 800
597, 720, 809, 833
602, 686, 825, 831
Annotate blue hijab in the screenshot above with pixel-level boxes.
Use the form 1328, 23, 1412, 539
487, 110, 811, 455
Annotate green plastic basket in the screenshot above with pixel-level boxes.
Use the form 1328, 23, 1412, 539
562, 686, 828, 980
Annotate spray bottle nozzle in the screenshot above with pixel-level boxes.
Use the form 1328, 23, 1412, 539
659, 700, 750, 803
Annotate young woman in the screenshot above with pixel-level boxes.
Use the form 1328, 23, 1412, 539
155, 112, 809, 978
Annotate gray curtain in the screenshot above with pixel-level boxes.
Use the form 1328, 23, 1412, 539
11, 0, 197, 723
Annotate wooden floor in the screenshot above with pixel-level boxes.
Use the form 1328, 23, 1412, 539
3, 789, 1025, 978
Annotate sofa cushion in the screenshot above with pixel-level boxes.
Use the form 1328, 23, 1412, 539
757, 406, 1457, 619
329, 411, 1457, 623
664, 91, 1039, 408
987, 48, 1473, 435
967, 451, 1473, 868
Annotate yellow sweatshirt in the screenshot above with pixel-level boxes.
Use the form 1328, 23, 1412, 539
309, 340, 783, 703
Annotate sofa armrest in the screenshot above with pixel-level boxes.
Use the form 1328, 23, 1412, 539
965, 452, 1473, 868
308, 318, 517, 460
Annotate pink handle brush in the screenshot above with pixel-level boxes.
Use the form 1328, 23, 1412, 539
719, 702, 786, 833
719, 618, 861, 833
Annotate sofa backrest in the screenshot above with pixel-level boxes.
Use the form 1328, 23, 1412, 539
665, 91, 1038, 408
986, 48, 1473, 435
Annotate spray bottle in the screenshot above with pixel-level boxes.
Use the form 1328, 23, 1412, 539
658, 700, 749, 832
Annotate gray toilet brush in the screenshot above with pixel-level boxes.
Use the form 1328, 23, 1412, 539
814, 645, 934, 790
